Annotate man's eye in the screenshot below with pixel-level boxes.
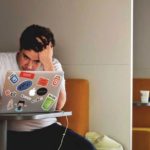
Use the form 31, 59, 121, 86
23, 55, 29, 60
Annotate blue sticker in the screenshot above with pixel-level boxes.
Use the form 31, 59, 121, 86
17, 80, 32, 91
9, 74, 19, 84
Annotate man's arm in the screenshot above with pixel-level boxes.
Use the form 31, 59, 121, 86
56, 88, 66, 110
39, 44, 67, 110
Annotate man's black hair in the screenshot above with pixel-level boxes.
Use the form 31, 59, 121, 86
19, 24, 55, 52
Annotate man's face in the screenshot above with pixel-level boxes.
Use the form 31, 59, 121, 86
17, 50, 42, 71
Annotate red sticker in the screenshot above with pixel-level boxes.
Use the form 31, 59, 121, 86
20, 72, 35, 79
51, 75, 61, 87
37, 78, 49, 86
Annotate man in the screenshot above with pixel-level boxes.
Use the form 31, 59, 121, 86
0, 25, 95, 150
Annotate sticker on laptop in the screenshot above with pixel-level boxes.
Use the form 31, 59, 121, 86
20, 72, 35, 79
21, 94, 32, 101
5, 89, 11, 96
10, 91, 17, 97
7, 99, 14, 110
8, 73, 19, 84
31, 97, 43, 103
51, 75, 61, 87
16, 80, 32, 91
37, 77, 49, 87
37, 88, 48, 96
41, 94, 56, 111
15, 100, 27, 112
29, 88, 36, 96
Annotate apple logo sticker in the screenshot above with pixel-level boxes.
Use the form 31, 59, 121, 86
29, 88, 36, 96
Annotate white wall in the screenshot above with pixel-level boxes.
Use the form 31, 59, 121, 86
133, 0, 150, 77
0, 0, 131, 149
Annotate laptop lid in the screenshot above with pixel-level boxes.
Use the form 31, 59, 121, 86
0, 70, 63, 113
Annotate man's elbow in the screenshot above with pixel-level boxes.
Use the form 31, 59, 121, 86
56, 90, 66, 110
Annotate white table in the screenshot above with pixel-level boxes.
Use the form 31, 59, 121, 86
0, 111, 72, 150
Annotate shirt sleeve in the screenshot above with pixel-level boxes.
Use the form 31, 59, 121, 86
53, 58, 66, 91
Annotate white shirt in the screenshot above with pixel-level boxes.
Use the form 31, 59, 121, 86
0, 52, 65, 131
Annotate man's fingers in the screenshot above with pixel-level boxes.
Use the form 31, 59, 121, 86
36, 36, 49, 49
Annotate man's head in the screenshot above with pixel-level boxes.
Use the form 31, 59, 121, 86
17, 24, 55, 70
20, 24, 55, 51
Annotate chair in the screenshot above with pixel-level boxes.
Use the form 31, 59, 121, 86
58, 79, 89, 136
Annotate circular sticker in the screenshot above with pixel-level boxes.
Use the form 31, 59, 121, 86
5, 89, 11, 96
37, 88, 48, 96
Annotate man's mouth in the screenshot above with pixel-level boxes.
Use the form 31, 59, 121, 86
22, 67, 34, 71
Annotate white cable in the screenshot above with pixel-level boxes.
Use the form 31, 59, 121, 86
57, 115, 69, 150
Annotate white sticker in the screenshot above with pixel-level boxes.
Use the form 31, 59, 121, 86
29, 88, 36, 96
7, 99, 14, 110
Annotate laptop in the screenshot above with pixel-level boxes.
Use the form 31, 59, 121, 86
0, 70, 63, 113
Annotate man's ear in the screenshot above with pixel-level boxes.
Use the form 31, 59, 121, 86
49, 42, 53, 48
16, 51, 21, 60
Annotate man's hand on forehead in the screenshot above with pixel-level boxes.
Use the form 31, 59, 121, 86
38, 41, 54, 71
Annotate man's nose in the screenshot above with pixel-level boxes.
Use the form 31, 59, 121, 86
27, 60, 33, 69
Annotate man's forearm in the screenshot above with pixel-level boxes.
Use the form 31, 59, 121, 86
56, 89, 66, 110
43, 63, 54, 71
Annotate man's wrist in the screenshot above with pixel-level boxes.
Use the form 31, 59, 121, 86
43, 63, 54, 71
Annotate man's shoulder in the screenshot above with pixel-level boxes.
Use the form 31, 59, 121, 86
53, 58, 59, 63
0, 52, 17, 67
53, 58, 63, 71
0, 52, 16, 60
53, 58, 61, 65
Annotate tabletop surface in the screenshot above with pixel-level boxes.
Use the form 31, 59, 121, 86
133, 101, 150, 107
0, 111, 72, 120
